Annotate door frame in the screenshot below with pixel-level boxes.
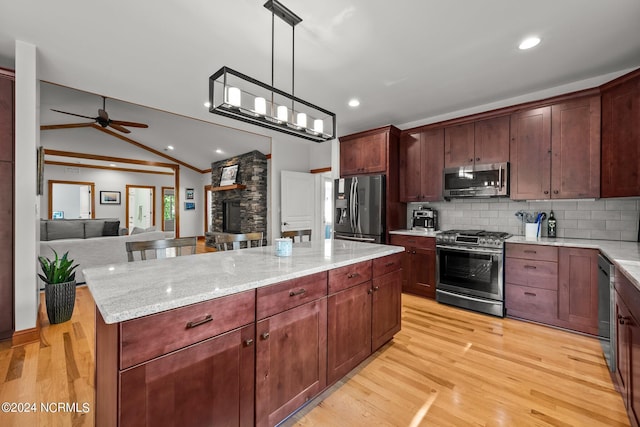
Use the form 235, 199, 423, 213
125, 184, 156, 231
48, 179, 96, 219
204, 184, 213, 234
161, 186, 175, 232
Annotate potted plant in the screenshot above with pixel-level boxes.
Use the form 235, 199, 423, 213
38, 250, 78, 324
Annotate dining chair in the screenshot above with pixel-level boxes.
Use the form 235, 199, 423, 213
126, 237, 197, 262
281, 229, 312, 243
214, 232, 264, 251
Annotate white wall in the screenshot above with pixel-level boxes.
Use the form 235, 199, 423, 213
14, 40, 39, 332
42, 164, 207, 238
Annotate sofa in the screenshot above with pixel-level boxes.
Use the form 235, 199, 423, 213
40, 218, 128, 241
39, 219, 166, 284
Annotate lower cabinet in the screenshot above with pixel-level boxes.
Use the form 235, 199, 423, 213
255, 298, 327, 427
327, 254, 402, 384
615, 268, 640, 427
505, 243, 599, 335
120, 324, 255, 427
389, 234, 436, 298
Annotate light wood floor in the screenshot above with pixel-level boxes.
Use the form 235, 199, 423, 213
0, 280, 630, 426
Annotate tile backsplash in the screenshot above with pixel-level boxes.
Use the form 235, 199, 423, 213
407, 198, 640, 241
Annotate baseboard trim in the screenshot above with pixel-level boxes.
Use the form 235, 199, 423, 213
12, 324, 40, 347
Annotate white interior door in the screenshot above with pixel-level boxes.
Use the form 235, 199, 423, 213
128, 186, 154, 230
281, 171, 316, 237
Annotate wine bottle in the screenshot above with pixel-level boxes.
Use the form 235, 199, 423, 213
547, 210, 557, 238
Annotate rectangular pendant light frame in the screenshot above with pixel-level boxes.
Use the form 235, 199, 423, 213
209, 66, 336, 142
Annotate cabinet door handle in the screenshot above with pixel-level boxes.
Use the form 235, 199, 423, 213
524, 265, 537, 269
476, 157, 480, 161
553, 190, 559, 194
412, 250, 416, 254
261, 332, 270, 340
523, 250, 537, 254
186, 314, 213, 329
289, 288, 307, 297
347, 273, 360, 279
368, 288, 374, 295
244, 338, 254, 347
373, 286, 380, 292
524, 292, 537, 297
544, 190, 549, 195
619, 315, 630, 325
385, 261, 395, 267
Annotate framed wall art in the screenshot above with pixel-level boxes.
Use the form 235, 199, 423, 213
185, 188, 194, 199
100, 191, 121, 205
219, 164, 239, 186
185, 202, 195, 210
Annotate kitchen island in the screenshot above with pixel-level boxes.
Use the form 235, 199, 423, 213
84, 240, 404, 427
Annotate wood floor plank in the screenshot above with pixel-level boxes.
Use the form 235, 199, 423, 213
0, 284, 630, 427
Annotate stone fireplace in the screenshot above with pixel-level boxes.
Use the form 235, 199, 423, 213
209, 150, 268, 239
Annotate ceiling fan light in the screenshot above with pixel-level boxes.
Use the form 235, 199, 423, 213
519, 36, 541, 50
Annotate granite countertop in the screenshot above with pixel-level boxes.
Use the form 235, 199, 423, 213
507, 236, 640, 290
390, 229, 438, 237
84, 240, 404, 324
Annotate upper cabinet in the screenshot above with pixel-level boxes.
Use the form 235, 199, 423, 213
444, 116, 510, 168
601, 70, 640, 198
339, 126, 399, 176
510, 96, 600, 200
399, 128, 444, 202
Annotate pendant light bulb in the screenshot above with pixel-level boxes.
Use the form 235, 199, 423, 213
227, 87, 241, 107
277, 105, 288, 122
254, 97, 267, 115
296, 113, 307, 128
313, 119, 324, 134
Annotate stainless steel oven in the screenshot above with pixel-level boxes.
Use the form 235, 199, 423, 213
436, 230, 509, 317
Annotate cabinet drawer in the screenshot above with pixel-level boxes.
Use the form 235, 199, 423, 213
372, 253, 403, 277
257, 271, 327, 320
389, 234, 435, 250
506, 243, 558, 262
506, 284, 558, 323
120, 290, 255, 369
328, 260, 372, 294
505, 258, 558, 290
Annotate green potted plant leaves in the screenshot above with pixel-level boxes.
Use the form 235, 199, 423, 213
38, 250, 78, 324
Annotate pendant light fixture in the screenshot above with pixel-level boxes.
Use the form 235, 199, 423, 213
208, 0, 336, 142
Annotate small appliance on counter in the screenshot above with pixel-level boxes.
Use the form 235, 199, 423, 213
412, 208, 438, 231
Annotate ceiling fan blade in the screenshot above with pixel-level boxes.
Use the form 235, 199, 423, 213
98, 108, 109, 121
110, 120, 149, 128
108, 122, 131, 133
41, 122, 95, 131
51, 109, 96, 120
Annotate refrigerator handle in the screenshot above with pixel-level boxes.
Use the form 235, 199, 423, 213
349, 178, 356, 232
354, 179, 361, 234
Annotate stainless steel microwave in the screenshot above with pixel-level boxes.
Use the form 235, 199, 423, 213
443, 162, 509, 198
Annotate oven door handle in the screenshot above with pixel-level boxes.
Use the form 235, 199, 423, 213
436, 245, 502, 256
437, 289, 501, 305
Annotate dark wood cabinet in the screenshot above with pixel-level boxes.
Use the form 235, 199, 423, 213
601, 69, 640, 198
399, 128, 444, 202
0, 70, 13, 341
327, 281, 372, 384
256, 298, 327, 427
327, 254, 402, 384
511, 96, 600, 200
510, 106, 552, 200
551, 97, 600, 198
371, 270, 402, 350
505, 243, 599, 335
444, 116, 510, 168
444, 122, 475, 167
557, 247, 599, 335
120, 324, 255, 427
389, 235, 436, 298
615, 268, 640, 427
339, 128, 388, 176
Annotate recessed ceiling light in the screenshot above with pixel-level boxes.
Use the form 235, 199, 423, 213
109, 163, 117, 167
519, 37, 541, 50
204, 101, 212, 108
167, 145, 174, 150
216, 149, 223, 154
348, 99, 360, 108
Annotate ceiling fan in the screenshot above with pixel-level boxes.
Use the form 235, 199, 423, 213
50, 96, 148, 134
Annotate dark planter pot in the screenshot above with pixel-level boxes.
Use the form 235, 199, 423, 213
45, 280, 76, 324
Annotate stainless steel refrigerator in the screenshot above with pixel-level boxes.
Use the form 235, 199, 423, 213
334, 175, 385, 243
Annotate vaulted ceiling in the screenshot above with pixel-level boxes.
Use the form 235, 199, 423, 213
1, 0, 640, 168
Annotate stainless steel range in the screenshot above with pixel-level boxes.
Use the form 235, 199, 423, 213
435, 230, 511, 317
